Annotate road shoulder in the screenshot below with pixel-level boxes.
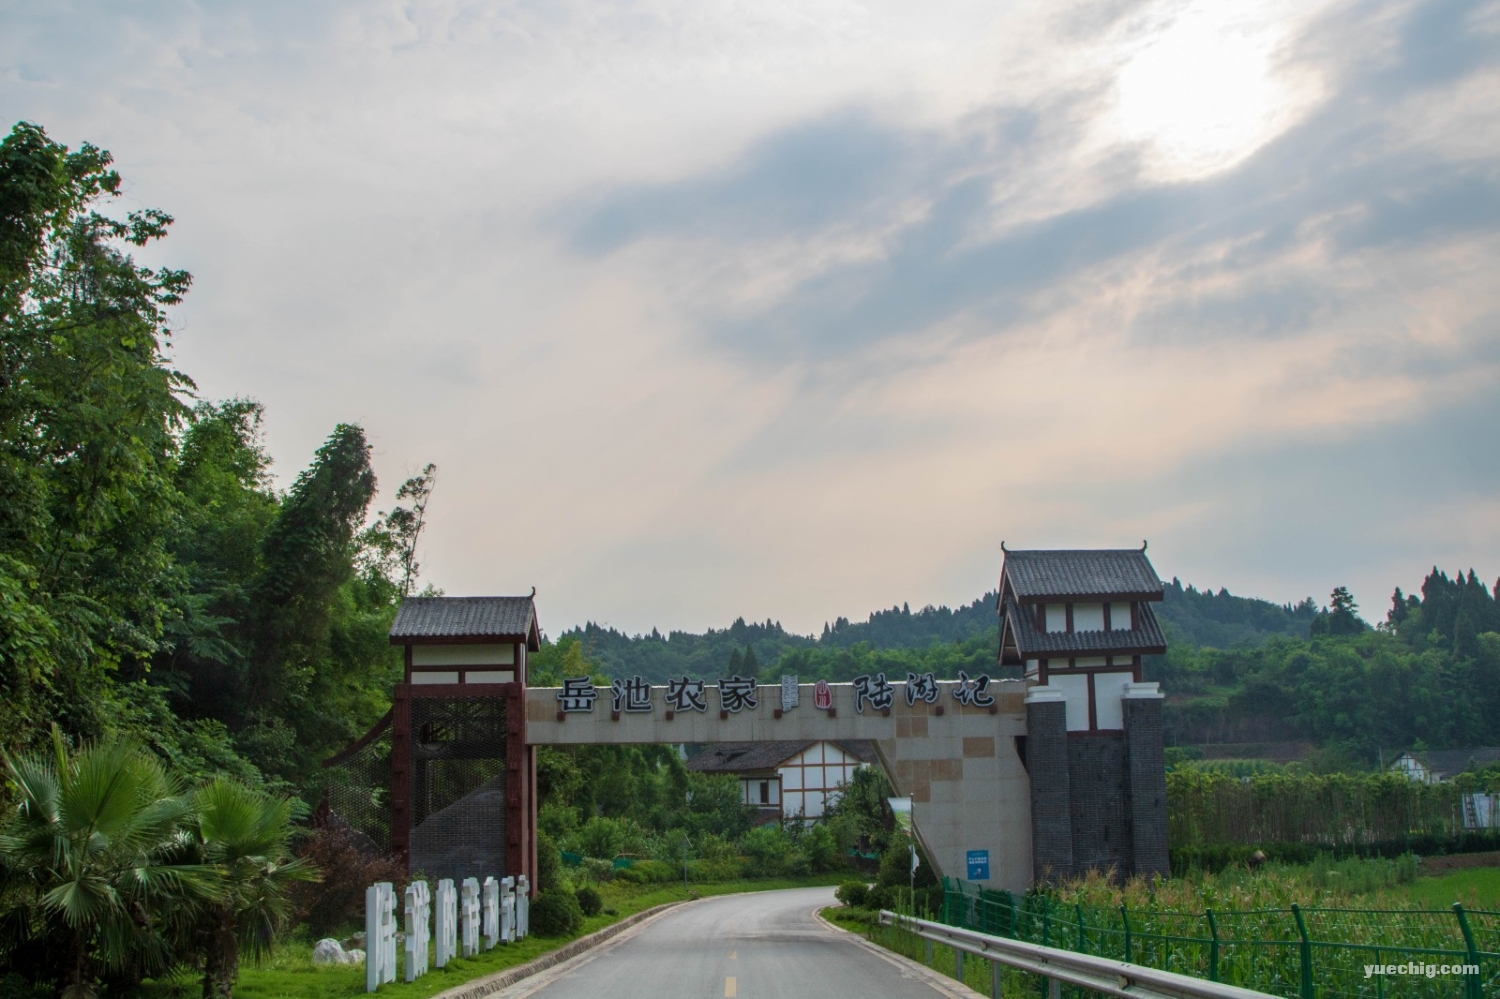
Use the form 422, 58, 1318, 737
814, 906, 987, 999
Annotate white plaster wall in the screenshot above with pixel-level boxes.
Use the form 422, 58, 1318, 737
1110, 602, 1133, 629
1044, 604, 1067, 632
1094, 672, 1134, 730
1049, 674, 1090, 731
1073, 603, 1105, 631
413, 644, 515, 666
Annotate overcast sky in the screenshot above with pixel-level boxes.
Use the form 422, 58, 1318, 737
5, 0, 1499, 637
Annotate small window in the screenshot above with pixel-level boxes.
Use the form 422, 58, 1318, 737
759, 781, 770, 805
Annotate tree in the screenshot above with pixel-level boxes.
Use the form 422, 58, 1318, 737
0, 730, 217, 998
0, 121, 193, 752
1310, 586, 1365, 637
189, 780, 315, 999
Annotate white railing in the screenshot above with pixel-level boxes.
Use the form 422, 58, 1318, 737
879, 912, 1280, 999
365, 874, 528, 992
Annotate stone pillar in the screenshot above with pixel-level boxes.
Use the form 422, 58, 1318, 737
1123, 682, 1169, 878
1025, 686, 1072, 884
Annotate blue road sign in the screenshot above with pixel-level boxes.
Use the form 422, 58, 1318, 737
966, 850, 990, 880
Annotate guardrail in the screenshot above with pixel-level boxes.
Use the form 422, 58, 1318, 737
879, 910, 1281, 999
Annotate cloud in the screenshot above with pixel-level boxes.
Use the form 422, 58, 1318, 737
5, 0, 1499, 634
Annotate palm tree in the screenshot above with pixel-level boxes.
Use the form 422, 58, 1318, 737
191, 779, 316, 999
0, 728, 219, 998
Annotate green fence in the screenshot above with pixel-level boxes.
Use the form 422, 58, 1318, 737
924, 879, 1498, 999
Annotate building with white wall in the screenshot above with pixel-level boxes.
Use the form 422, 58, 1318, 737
685, 740, 876, 821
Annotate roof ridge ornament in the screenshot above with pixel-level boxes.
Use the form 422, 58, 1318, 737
1000, 540, 1008, 553
1141, 539, 1148, 552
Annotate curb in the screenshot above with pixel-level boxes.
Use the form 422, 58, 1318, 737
429, 900, 687, 999
815, 906, 986, 999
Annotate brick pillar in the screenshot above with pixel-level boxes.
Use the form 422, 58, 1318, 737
1124, 682, 1169, 879
1025, 687, 1073, 885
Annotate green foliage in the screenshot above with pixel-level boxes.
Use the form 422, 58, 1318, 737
0, 731, 308, 999
834, 880, 870, 908
0, 122, 193, 753
527, 892, 584, 937
189, 779, 317, 998
536, 834, 565, 895
1166, 767, 1500, 859
573, 886, 602, 917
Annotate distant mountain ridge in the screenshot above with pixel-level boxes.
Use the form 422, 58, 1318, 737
555, 579, 1314, 683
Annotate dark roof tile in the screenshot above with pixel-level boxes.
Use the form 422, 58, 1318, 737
685, 740, 878, 774
390, 596, 537, 642
1002, 549, 1164, 600
1003, 597, 1166, 657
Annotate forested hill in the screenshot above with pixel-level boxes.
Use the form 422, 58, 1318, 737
1157, 579, 1318, 647
552, 580, 1319, 685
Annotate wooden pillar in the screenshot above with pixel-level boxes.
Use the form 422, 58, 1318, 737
391, 684, 412, 869
505, 683, 530, 888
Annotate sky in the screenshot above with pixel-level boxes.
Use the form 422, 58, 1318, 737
4, 0, 1499, 638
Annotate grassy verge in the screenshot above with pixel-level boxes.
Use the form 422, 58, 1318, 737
819, 905, 878, 933
1402, 867, 1500, 909
147, 874, 847, 999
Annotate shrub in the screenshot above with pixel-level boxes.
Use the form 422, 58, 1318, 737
530, 892, 585, 936
290, 826, 405, 937
834, 881, 869, 908
537, 833, 566, 894
613, 859, 676, 884
575, 885, 603, 917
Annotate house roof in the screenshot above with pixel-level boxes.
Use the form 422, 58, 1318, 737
686, 740, 878, 774
1395, 748, 1500, 780
1000, 548, 1164, 602
389, 596, 540, 648
1001, 596, 1166, 659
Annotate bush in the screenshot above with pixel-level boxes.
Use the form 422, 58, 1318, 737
834, 881, 869, 908
575, 885, 603, 917
290, 826, 405, 937
530, 892, 585, 936
537, 833, 566, 894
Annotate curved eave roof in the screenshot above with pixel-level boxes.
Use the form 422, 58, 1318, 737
389, 596, 541, 650
1001, 597, 1165, 659
1001, 549, 1164, 602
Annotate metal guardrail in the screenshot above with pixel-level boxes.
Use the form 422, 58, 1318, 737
879, 911, 1281, 999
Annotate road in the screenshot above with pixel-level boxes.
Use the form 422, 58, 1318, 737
493, 887, 975, 999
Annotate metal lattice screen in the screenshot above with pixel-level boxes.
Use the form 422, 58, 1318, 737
410, 696, 509, 828
325, 727, 394, 853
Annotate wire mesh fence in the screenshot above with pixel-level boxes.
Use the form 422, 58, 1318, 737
901, 879, 1499, 999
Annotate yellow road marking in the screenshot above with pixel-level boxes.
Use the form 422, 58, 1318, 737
725, 976, 737, 997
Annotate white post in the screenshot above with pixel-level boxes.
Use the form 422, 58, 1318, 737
403, 880, 431, 982
516, 875, 530, 938
461, 877, 481, 958
364, 882, 396, 992
501, 877, 516, 943
434, 878, 458, 968
482, 876, 500, 950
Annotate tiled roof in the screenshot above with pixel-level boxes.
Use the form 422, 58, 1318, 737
685, 739, 878, 774
1002, 597, 1166, 657
390, 596, 536, 641
1002, 549, 1164, 601
1403, 748, 1500, 780
686, 742, 814, 773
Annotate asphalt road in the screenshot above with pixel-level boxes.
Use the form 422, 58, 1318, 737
492, 887, 974, 999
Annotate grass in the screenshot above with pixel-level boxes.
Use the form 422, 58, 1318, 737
1402, 867, 1500, 909
144, 874, 848, 999
819, 905, 878, 933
